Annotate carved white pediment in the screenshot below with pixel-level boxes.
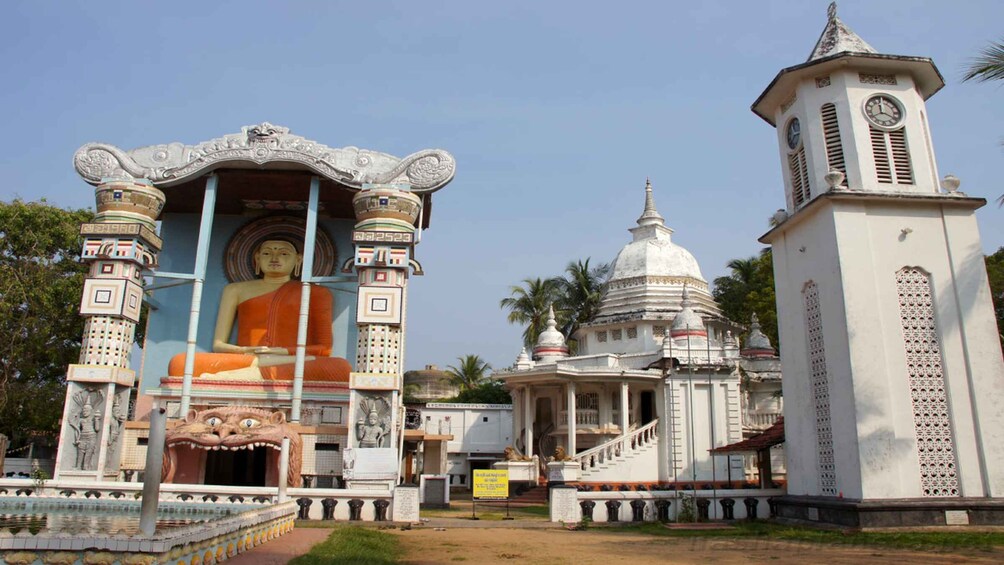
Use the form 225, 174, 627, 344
73, 122, 456, 193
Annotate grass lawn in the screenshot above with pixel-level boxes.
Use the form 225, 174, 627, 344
622, 521, 1004, 552
288, 526, 401, 565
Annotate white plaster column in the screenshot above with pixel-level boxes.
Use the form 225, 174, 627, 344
511, 388, 522, 449
599, 383, 611, 431
524, 386, 534, 458
567, 381, 577, 455
620, 381, 630, 434
656, 379, 670, 482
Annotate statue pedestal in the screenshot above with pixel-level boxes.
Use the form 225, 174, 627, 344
493, 460, 539, 485
546, 461, 580, 485
343, 447, 397, 491
53, 366, 134, 481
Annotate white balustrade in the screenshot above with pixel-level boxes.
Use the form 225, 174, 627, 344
558, 409, 600, 427
744, 412, 781, 430
573, 419, 658, 472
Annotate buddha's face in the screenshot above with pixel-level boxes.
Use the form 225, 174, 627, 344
255, 240, 302, 277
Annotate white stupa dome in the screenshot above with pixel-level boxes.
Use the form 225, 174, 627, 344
592, 180, 720, 325
607, 179, 706, 283
608, 235, 705, 282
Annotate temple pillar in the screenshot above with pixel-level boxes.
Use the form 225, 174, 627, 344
525, 387, 535, 458
55, 179, 165, 482
344, 184, 422, 489
620, 381, 630, 434
656, 380, 670, 482
566, 381, 577, 455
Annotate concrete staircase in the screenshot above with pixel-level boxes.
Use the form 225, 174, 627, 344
574, 419, 660, 483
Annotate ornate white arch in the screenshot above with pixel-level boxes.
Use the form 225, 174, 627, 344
73, 122, 456, 193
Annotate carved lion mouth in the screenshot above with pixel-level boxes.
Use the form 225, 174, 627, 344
167, 440, 281, 451
162, 407, 302, 487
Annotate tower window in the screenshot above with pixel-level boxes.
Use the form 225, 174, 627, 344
870, 126, 913, 185
820, 104, 847, 186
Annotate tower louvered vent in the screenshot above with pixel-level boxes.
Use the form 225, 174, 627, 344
820, 104, 847, 186
789, 146, 811, 207
870, 126, 913, 185
888, 129, 913, 184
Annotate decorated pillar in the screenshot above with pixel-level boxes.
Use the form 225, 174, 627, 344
55, 179, 165, 481
343, 184, 422, 487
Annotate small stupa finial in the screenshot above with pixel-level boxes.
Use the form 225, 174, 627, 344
533, 303, 569, 361
636, 178, 665, 227
828, 2, 837, 21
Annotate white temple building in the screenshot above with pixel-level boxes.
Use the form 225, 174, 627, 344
496, 181, 783, 485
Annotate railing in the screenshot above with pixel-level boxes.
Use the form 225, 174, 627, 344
558, 409, 600, 427
744, 412, 781, 430
574, 419, 658, 472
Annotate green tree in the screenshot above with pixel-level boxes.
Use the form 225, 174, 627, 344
451, 379, 512, 404
986, 247, 1004, 348
499, 277, 563, 348
553, 259, 609, 352
0, 200, 94, 448
444, 355, 492, 392
712, 250, 779, 350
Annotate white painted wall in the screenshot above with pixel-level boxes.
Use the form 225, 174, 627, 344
769, 196, 1004, 500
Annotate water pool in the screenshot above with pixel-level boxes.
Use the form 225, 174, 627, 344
0, 498, 256, 535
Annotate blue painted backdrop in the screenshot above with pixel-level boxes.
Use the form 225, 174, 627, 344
140, 213, 358, 395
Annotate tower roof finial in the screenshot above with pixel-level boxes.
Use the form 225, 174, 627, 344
636, 178, 665, 227
807, 2, 876, 61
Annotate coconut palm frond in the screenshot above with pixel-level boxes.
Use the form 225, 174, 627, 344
962, 39, 1004, 83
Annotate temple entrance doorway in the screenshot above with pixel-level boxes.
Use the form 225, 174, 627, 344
204, 447, 268, 486
641, 391, 655, 424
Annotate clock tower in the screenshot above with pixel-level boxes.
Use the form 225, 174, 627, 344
756, 4, 1004, 526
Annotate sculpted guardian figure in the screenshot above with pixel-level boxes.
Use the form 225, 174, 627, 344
168, 239, 351, 381
71, 400, 101, 470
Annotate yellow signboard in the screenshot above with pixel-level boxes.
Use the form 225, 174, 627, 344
473, 469, 509, 500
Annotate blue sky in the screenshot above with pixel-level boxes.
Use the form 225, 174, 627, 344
3, 1, 1002, 372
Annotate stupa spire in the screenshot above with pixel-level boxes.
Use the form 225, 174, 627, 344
636, 177, 665, 227
807, 3, 876, 62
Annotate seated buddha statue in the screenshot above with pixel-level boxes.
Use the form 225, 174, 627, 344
168, 239, 351, 382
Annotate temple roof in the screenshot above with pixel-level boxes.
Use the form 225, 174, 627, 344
710, 417, 785, 454
751, 4, 944, 125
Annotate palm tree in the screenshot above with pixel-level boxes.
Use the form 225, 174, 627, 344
445, 355, 491, 392
499, 277, 563, 348
962, 38, 1004, 206
725, 258, 758, 287
553, 259, 610, 348
962, 38, 1004, 83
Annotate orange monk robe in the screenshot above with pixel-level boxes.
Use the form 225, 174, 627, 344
168, 281, 351, 382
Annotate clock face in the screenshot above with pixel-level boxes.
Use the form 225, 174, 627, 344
786, 118, 801, 150
864, 95, 904, 128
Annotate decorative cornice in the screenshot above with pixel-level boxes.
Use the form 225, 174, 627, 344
73, 122, 456, 193
606, 275, 709, 291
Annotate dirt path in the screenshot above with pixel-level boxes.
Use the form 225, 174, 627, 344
390, 527, 1003, 565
